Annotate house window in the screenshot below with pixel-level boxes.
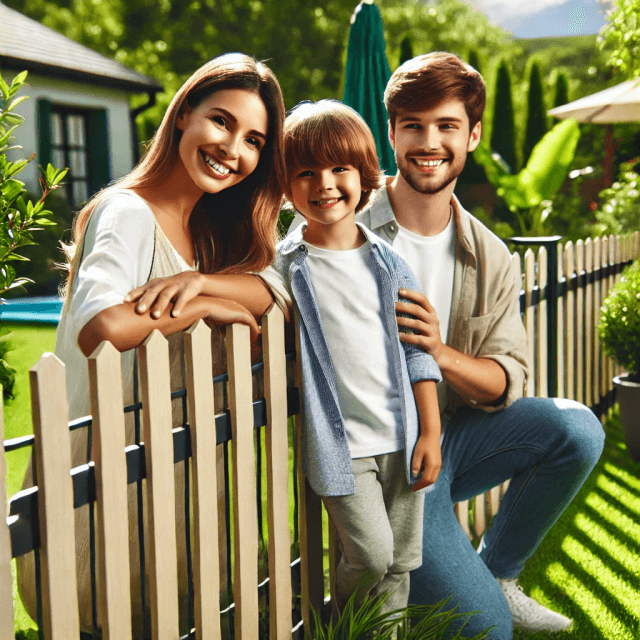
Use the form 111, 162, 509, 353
51, 108, 91, 207
37, 99, 111, 209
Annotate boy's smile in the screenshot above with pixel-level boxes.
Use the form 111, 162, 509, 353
290, 164, 365, 249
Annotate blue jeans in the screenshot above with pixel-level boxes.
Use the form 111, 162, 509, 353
408, 397, 605, 639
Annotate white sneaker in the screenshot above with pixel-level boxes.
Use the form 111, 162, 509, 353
497, 577, 573, 633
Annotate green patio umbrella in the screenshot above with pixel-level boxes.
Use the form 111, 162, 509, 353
343, 0, 397, 175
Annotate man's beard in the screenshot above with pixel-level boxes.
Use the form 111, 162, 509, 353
396, 153, 466, 195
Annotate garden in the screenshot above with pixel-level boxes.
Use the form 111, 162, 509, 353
1, 0, 640, 637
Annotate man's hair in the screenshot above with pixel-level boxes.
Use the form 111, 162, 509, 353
384, 52, 486, 130
284, 100, 383, 213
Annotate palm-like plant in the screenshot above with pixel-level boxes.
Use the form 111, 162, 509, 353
309, 590, 490, 640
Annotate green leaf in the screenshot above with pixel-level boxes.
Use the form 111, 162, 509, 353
0, 178, 24, 203
0, 75, 9, 100
5, 158, 29, 179
9, 70, 28, 93
0, 124, 20, 147
7, 94, 29, 112
51, 167, 69, 185
479, 120, 581, 211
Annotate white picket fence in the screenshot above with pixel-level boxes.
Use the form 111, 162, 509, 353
1, 232, 638, 639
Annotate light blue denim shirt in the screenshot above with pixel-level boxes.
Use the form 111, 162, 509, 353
275, 222, 441, 497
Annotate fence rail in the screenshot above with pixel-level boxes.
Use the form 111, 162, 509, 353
2, 232, 639, 639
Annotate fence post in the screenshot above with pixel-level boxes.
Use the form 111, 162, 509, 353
511, 236, 562, 398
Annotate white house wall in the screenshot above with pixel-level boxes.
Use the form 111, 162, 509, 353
4, 69, 137, 200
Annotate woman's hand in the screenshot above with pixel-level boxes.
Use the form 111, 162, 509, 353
202, 297, 261, 343
125, 271, 205, 319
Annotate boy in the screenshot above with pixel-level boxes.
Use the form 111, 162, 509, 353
274, 100, 442, 614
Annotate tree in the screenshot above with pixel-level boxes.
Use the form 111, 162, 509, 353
490, 60, 518, 173
398, 35, 414, 68
467, 48, 481, 74
553, 71, 569, 109
522, 61, 548, 167
599, 0, 640, 79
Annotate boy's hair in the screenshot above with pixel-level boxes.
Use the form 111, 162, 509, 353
284, 100, 384, 213
384, 52, 486, 131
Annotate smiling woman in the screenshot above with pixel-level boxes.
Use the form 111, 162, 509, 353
16, 52, 287, 638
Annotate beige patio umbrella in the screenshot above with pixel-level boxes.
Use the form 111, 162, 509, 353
548, 78, 640, 186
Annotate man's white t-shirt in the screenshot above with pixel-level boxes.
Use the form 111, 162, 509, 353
305, 241, 404, 458
392, 207, 456, 346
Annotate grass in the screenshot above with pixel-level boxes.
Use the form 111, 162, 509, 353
2, 322, 57, 635
512, 405, 640, 640
3, 324, 639, 638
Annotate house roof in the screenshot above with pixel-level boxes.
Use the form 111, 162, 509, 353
0, 2, 161, 93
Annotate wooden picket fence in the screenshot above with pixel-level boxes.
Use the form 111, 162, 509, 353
1, 232, 639, 639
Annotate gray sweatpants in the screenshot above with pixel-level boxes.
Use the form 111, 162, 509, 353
322, 450, 424, 614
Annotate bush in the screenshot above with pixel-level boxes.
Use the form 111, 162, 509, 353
592, 159, 640, 236
309, 590, 489, 639
598, 258, 640, 382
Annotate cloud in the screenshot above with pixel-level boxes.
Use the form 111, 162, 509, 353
467, 0, 569, 22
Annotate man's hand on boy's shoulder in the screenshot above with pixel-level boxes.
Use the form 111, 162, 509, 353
396, 288, 445, 363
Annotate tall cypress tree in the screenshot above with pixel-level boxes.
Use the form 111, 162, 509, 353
553, 72, 569, 108
468, 48, 481, 74
523, 61, 548, 166
399, 35, 414, 67
490, 60, 517, 173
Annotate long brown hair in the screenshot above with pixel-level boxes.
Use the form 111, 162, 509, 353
63, 53, 285, 296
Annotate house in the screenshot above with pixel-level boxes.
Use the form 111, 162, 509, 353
0, 1, 161, 209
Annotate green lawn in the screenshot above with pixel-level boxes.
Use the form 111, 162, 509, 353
513, 405, 640, 640
3, 324, 639, 638
2, 322, 57, 635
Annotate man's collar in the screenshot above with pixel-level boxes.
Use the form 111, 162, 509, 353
367, 183, 473, 253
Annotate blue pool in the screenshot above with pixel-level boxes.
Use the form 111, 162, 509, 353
0, 296, 63, 324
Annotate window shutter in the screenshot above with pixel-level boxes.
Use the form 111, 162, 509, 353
37, 98, 52, 169
88, 109, 111, 194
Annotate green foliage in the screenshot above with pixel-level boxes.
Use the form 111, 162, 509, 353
467, 48, 482, 74
599, 0, 640, 79
3, 190, 73, 298
0, 327, 16, 399
398, 35, 414, 67
0, 70, 68, 297
476, 119, 581, 236
553, 71, 569, 109
598, 259, 640, 381
309, 590, 489, 640
592, 160, 640, 236
491, 60, 518, 173
522, 61, 548, 167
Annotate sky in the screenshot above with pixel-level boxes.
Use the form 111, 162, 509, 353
464, 0, 612, 38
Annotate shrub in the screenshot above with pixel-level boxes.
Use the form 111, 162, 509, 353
309, 590, 489, 639
598, 258, 640, 382
0, 69, 68, 297
592, 159, 640, 236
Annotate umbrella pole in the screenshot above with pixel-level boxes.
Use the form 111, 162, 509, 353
604, 124, 614, 187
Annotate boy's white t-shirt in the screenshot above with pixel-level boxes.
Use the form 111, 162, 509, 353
305, 240, 404, 458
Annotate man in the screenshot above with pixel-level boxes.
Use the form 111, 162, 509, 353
354, 52, 604, 638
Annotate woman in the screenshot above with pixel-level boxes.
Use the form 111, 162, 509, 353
18, 52, 288, 637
